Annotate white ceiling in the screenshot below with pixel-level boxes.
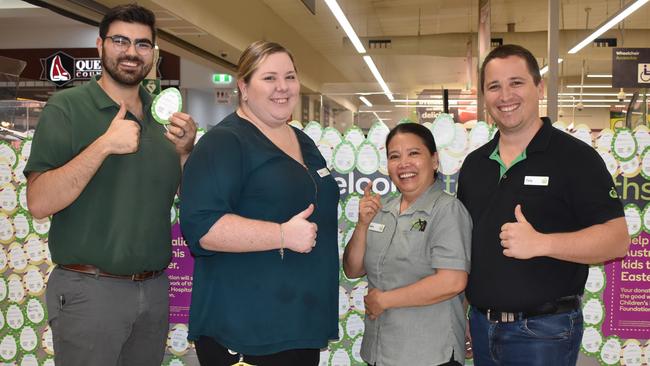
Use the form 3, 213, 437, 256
259, 0, 650, 99
4, 0, 650, 114
128, 0, 649, 106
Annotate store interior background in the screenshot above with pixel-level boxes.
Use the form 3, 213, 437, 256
3, 0, 649, 132
1, 0, 650, 365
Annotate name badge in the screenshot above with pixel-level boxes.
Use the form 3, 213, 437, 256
317, 168, 330, 177
369, 222, 385, 232
524, 176, 549, 186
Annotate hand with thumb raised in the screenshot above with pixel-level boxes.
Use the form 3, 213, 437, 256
282, 204, 318, 254
100, 101, 140, 155
499, 204, 544, 259
514, 204, 528, 224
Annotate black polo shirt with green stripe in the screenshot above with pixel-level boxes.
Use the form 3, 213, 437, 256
457, 117, 623, 312
25, 77, 180, 275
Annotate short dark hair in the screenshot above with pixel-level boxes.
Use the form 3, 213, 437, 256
480, 44, 541, 92
99, 4, 156, 43
385, 123, 437, 155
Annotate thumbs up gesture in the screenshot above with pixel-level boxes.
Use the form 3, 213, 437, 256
499, 204, 545, 259
282, 204, 318, 254
99, 101, 141, 155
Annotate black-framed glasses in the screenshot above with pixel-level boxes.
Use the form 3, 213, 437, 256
104, 35, 154, 55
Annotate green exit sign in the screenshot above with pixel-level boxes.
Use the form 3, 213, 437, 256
212, 74, 233, 84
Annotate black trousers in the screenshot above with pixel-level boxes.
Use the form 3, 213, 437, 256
195, 336, 320, 366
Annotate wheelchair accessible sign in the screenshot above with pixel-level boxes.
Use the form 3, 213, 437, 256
613, 48, 650, 87
639, 64, 650, 84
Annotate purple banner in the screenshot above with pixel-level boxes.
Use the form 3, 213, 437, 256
166, 223, 194, 324
603, 231, 650, 338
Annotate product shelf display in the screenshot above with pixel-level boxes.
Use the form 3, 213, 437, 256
0, 100, 42, 142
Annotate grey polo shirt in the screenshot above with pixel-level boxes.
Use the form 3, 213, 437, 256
361, 180, 472, 366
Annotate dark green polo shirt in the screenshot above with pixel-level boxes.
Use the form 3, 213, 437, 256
180, 112, 340, 355
457, 117, 624, 312
25, 77, 180, 275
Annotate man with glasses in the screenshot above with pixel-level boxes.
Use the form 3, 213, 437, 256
24, 4, 197, 365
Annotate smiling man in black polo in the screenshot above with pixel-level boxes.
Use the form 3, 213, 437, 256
457, 44, 629, 366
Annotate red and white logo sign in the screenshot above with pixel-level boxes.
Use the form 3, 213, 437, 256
40, 51, 76, 87
49, 55, 71, 83
40, 50, 161, 87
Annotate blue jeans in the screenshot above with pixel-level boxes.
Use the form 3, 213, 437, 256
469, 306, 583, 366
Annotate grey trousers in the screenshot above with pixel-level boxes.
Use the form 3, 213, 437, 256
46, 267, 169, 366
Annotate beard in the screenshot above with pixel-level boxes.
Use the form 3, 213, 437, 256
101, 52, 153, 86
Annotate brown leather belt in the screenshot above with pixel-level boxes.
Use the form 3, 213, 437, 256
59, 264, 163, 281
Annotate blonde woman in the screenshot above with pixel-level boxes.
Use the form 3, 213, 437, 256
180, 41, 339, 366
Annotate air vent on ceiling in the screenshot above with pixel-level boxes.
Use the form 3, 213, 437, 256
491, 38, 503, 47
369, 39, 391, 49
594, 38, 617, 47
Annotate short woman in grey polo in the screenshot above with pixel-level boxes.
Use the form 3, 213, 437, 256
343, 123, 472, 366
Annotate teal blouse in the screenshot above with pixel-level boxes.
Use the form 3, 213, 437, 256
180, 112, 340, 355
